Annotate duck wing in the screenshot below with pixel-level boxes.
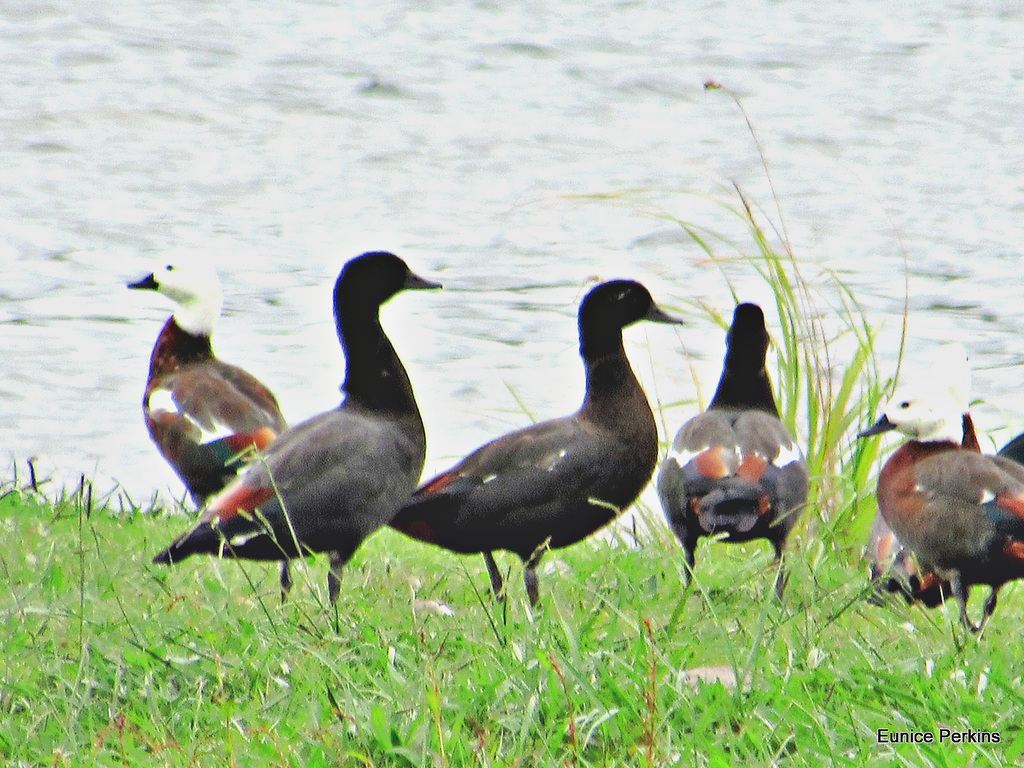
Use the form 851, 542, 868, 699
660, 410, 807, 534
897, 452, 1024, 569
146, 360, 286, 500
154, 407, 423, 564
147, 360, 286, 440
392, 416, 643, 556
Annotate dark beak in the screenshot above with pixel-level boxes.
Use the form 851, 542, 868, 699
404, 271, 442, 291
127, 274, 159, 291
644, 303, 685, 325
858, 415, 897, 438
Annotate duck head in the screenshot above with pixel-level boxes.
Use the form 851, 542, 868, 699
724, 303, 770, 372
578, 280, 682, 358
128, 263, 223, 337
334, 251, 441, 316
859, 387, 964, 443
859, 343, 971, 444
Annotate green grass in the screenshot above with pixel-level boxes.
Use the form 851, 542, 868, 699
2, 478, 1023, 767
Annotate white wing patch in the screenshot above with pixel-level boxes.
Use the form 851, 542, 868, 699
147, 387, 237, 442
147, 388, 179, 415
774, 443, 804, 467
667, 445, 709, 467
197, 421, 238, 443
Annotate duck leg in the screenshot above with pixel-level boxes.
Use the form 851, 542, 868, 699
771, 541, 788, 600
951, 573, 980, 632
483, 551, 506, 602
326, 540, 363, 604
523, 541, 549, 607
280, 561, 293, 603
682, 544, 697, 584
674, 504, 699, 585
523, 561, 541, 607
327, 550, 347, 604
976, 587, 1000, 634
674, 524, 697, 585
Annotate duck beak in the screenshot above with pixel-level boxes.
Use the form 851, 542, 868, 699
127, 273, 159, 291
404, 271, 442, 291
645, 304, 685, 325
858, 415, 896, 438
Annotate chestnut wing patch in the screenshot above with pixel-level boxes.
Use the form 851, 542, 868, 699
205, 484, 277, 524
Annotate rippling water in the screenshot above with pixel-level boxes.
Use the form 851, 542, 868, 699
2, 0, 1023, 507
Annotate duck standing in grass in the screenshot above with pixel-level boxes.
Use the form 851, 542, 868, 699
863, 343, 971, 611
129, 263, 287, 504
656, 303, 808, 597
865, 412, 978, 608
859, 365, 1024, 632
153, 252, 439, 603
390, 280, 682, 606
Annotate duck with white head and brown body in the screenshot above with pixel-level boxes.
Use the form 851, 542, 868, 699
864, 344, 977, 609
129, 263, 287, 504
860, 346, 1024, 632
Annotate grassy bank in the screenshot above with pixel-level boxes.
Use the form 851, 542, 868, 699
2, 480, 1022, 767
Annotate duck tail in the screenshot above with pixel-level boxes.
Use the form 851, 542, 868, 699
695, 479, 768, 534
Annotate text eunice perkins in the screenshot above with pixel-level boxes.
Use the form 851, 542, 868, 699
877, 728, 1000, 745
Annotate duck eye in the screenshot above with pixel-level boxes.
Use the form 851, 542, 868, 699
164, 265, 174, 271
899, 401, 911, 409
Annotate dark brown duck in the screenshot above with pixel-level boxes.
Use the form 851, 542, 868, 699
390, 279, 682, 606
153, 252, 439, 603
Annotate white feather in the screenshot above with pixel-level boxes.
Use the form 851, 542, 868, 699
666, 445, 704, 467
147, 388, 178, 414
144, 262, 224, 337
147, 387, 235, 442
773, 443, 804, 467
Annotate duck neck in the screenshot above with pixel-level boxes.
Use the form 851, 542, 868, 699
578, 338, 654, 435
708, 354, 779, 416
914, 414, 964, 445
147, 317, 213, 380
338, 306, 420, 419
